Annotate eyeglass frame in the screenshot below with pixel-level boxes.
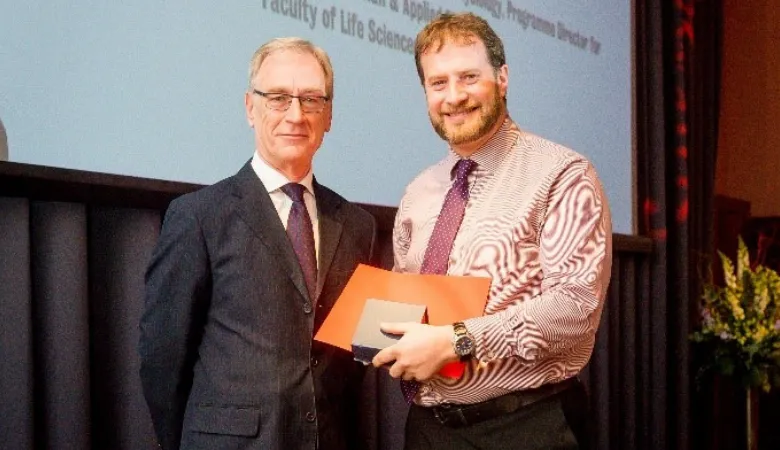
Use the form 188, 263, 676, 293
252, 89, 330, 114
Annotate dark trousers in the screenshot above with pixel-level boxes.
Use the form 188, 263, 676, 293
404, 380, 590, 450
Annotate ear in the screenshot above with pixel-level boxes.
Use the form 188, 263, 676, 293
324, 103, 333, 133
244, 91, 255, 127
496, 64, 509, 99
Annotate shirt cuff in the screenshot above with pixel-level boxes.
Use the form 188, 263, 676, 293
464, 312, 513, 364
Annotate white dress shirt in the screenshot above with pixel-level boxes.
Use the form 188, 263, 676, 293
251, 152, 320, 264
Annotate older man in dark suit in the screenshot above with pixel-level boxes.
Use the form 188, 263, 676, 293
139, 37, 376, 450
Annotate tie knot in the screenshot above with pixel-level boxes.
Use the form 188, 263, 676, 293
453, 159, 477, 182
281, 183, 307, 203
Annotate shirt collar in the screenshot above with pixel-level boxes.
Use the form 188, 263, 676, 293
444, 118, 521, 178
251, 152, 315, 196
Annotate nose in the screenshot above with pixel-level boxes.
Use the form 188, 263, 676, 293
284, 97, 305, 123
445, 82, 468, 105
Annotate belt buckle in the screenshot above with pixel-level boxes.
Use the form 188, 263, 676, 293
435, 403, 471, 428
433, 403, 467, 428
432, 403, 450, 426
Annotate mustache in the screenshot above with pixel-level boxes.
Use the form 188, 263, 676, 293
442, 104, 479, 115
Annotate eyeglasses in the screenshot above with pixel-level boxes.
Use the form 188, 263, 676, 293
252, 90, 330, 113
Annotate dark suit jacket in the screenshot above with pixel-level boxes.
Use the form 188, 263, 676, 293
139, 162, 376, 450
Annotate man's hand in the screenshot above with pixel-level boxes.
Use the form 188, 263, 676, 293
372, 322, 458, 381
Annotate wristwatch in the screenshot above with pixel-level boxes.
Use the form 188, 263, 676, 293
452, 321, 475, 360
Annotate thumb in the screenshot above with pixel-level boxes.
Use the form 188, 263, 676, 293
379, 321, 415, 335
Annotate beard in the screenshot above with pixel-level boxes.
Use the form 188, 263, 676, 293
429, 87, 505, 146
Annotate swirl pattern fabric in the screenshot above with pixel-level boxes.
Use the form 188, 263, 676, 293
393, 120, 612, 406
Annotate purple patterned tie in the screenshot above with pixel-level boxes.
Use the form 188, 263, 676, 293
401, 158, 477, 404
282, 183, 317, 300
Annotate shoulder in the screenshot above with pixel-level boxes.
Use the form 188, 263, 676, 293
515, 132, 589, 167
509, 131, 601, 183
165, 174, 237, 219
514, 133, 608, 209
393, 157, 451, 223
316, 183, 376, 230
400, 157, 450, 199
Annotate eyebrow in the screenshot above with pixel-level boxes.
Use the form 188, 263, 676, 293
261, 86, 327, 96
426, 69, 482, 82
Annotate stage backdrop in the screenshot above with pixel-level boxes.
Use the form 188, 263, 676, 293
0, 0, 634, 233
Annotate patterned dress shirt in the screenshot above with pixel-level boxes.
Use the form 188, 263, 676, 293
393, 119, 612, 406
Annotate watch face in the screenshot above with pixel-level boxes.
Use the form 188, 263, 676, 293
454, 335, 475, 356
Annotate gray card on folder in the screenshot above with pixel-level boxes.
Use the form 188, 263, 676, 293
351, 298, 427, 364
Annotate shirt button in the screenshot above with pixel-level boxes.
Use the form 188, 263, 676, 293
305, 411, 316, 422
311, 357, 319, 367
303, 302, 313, 314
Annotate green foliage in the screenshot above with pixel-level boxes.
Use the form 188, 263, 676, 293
691, 238, 780, 392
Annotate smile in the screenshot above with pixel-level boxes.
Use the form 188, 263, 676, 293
444, 106, 478, 121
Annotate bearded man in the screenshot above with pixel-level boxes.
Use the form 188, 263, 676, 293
372, 12, 613, 450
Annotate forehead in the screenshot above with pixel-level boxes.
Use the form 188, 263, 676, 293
255, 50, 326, 91
420, 40, 492, 77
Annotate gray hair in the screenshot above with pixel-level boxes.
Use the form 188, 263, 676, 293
248, 37, 334, 99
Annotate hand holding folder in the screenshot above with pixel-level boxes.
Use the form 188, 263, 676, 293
314, 264, 491, 378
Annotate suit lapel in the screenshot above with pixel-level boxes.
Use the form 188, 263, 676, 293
231, 162, 310, 302
313, 179, 344, 302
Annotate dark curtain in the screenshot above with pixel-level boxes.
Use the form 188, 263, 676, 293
0, 200, 162, 449
0, 195, 656, 450
635, 0, 722, 449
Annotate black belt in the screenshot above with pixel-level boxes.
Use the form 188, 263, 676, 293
425, 377, 578, 428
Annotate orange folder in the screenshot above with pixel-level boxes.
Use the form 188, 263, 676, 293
314, 264, 491, 378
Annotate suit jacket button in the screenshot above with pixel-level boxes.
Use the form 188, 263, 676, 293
303, 302, 312, 314
305, 411, 316, 422
311, 357, 319, 367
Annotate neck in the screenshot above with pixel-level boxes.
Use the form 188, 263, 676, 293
256, 151, 311, 182
450, 112, 507, 158
277, 164, 310, 183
